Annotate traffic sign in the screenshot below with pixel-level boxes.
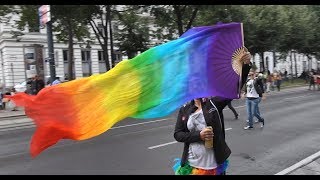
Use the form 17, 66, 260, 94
39, 5, 51, 26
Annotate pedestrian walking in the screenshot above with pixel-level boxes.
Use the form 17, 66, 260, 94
172, 51, 252, 175
227, 100, 239, 119
243, 71, 265, 130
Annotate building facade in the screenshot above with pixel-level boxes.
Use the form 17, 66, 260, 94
0, 7, 123, 89
252, 51, 320, 76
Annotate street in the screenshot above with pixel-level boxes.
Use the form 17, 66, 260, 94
0, 86, 320, 175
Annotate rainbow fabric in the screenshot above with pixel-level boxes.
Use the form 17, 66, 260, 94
9, 22, 244, 157
172, 158, 229, 175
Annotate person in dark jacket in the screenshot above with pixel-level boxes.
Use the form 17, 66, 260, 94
27, 75, 45, 95
172, 52, 252, 175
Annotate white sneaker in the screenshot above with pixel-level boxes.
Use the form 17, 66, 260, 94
244, 126, 253, 130
260, 119, 265, 128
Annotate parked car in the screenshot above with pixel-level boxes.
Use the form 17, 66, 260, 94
14, 81, 27, 93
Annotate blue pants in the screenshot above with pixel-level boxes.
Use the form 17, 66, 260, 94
246, 98, 264, 127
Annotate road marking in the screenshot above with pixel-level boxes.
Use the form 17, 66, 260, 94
110, 118, 170, 129
275, 151, 320, 175
148, 128, 232, 150
148, 141, 178, 149
283, 95, 307, 100
275, 150, 320, 175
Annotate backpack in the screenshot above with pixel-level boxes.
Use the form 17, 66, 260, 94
254, 79, 263, 95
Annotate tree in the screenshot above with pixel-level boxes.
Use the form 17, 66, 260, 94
147, 5, 200, 41
15, 5, 40, 32
276, 6, 317, 77
8, 5, 91, 80
0, 5, 15, 23
306, 6, 320, 69
194, 5, 245, 25
241, 5, 289, 72
113, 5, 151, 59
78, 5, 113, 71
51, 5, 91, 80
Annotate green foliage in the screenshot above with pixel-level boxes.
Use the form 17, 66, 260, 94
0, 5, 15, 23
148, 5, 200, 40
2, 4, 320, 68
51, 5, 91, 43
194, 5, 244, 25
114, 5, 151, 58
15, 5, 39, 32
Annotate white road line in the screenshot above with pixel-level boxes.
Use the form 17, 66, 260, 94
275, 150, 320, 175
148, 128, 233, 150
283, 95, 307, 100
148, 141, 178, 149
110, 118, 170, 129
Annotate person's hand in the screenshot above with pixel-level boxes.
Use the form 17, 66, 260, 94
241, 92, 246, 99
262, 95, 266, 100
200, 128, 214, 141
240, 52, 252, 64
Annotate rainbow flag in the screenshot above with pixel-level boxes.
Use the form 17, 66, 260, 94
9, 22, 244, 157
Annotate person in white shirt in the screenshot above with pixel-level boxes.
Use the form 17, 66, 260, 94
51, 77, 61, 86
243, 71, 265, 130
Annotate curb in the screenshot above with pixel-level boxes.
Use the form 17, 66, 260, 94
275, 150, 320, 175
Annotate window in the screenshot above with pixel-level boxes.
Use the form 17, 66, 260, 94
81, 50, 92, 77
114, 50, 122, 64
98, 51, 107, 73
63, 50, 68, 62
98, 51, 106, 62
25, 53, 34, 60
81, 50, 91, 62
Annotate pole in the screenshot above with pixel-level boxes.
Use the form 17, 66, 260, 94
46, 21, 56, 83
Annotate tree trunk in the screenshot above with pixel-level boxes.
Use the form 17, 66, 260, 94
108, 5, 115, 68
273, 51, 276, 68
173, 5, 184, 36
294, 52, 298, 78
290, 51, 293, 83
259, 52, 265, 72
104, 6, 110, 71
67, 20, 74, 81
308, 56, 312, 71
103, 46, 110, 71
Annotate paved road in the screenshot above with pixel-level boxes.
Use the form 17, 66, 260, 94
0, 86, 319, 175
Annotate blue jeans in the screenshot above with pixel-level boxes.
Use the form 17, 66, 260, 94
255, 97, 261, 117
246, 98, 264, 127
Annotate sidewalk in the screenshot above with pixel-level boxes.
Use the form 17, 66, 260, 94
0, 106, 25, 118
0, 107, 33, 131
276, 151, 320, 175
288, 158, 320, 175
